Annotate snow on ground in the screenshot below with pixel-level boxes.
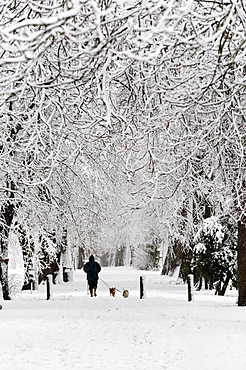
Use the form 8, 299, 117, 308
0, 267, 246, 370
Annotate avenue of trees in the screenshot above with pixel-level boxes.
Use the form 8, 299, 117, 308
0, 1, 246, 305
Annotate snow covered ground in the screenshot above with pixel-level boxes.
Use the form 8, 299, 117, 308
0, 267, 246, 370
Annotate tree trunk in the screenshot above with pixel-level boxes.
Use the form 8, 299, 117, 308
0, 259, 11, 300
237, 220, 246, 306
220, 273, 231, 296
215, 280, 222, 295
77, 246, 85, 269
204, 278, 208, 290
0, 103, 21, 299
38, 232, 60, 284
162, 240, 182, 276
196, 277, 203, 291
0, 201, 15, 300
17, 225, 35, 290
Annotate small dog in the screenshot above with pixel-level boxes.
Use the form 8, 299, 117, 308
122, 289, 129, 298
109, 287, 116, 297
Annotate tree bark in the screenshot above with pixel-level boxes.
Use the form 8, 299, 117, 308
77, 246, 85, 269
0, 201, 15, 300
237, 220, 246, 306
17, 225, 35, 290
0, 258, 11, 300
220, 272, 231, 297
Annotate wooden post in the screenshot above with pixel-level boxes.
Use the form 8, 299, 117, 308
140, 276, 145, 299
46, 274, 53, 300
187, 274, 194, 302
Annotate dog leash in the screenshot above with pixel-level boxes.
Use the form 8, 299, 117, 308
100, 277, 121, 292
100, 277, 111, 288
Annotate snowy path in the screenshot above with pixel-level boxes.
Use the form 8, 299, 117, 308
0, 267, 246, 370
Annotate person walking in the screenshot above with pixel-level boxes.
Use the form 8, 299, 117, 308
83, 255, 101, 297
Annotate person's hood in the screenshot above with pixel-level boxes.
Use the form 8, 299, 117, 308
89, 255, 94, 261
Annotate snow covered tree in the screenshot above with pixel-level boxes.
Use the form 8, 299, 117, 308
0, 0, 246, 305
193, 216, 237, 295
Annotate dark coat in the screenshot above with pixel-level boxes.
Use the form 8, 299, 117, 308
83, 257, 101, 281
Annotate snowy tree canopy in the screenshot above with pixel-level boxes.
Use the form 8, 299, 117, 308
0, 1, 246, 299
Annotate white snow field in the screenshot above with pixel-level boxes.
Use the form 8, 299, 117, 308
0, 267, 246, 370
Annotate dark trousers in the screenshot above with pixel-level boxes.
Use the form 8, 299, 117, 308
88, 280, 98, 296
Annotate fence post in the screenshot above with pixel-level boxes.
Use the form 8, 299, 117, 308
187, 274, 194, 302
140, 276, 145, 299
46, 274, 53, 300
